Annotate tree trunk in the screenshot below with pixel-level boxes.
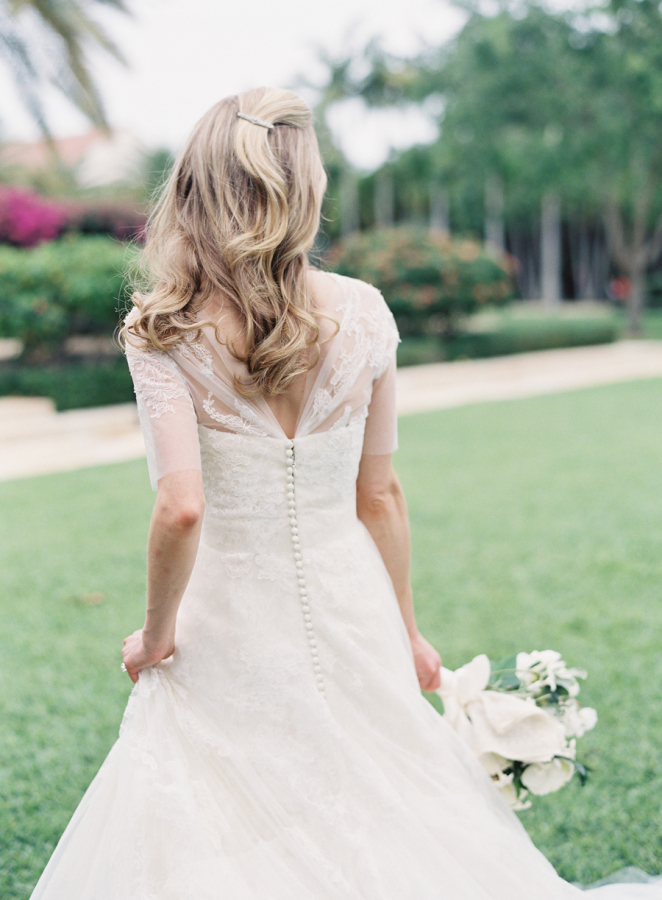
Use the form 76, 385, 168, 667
485, 172, 505, 254
627, 266, 645, 336
340, 168, 360, 236
541, 191, 562, 306
568, 219, 605, 300
590, 226, 610, 301
374, 168, 394, 227
510, 225, 539, 300
602, 193, 662, 336
429, 183, 449, 233
568, 220, 589, 299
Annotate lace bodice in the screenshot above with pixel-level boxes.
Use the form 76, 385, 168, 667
126, 273, 399, 488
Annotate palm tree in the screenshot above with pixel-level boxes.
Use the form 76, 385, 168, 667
0, 0, 130, 138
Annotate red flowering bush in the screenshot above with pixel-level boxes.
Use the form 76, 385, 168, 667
327, 226, 515, 336
0, 187, 68, 248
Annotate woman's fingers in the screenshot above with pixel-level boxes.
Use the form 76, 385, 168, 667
121, 630, 146, 682
121, 629, 175, 683
411, 634, 442, 693
424, 666, 442, 692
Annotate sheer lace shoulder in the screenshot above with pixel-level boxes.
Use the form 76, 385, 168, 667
124, 272, 400, 484
126, 342, 193, 419
301, 274, 399, 455
124, 312, 202, 488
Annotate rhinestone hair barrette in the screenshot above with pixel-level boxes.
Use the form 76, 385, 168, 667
236, 112, 274, 130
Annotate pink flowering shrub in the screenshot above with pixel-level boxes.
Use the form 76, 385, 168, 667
0, 187, 147, 247
327, 226, 515, 336
0, 187, 68, 247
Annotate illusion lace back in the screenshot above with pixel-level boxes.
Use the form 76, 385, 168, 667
30, 274, 662, 899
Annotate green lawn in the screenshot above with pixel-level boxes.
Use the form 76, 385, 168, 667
1, 379, 661, 896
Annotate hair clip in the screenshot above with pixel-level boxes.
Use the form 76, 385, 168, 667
237, 112, 274, 130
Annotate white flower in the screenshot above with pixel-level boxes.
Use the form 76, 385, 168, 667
517, 649, 562, 675
517, 650, 587, 696
520, 757, 575, 795
437, 655, 491, 753
438, 651, 593, 808
557, 701, 598, 738
438, 654, 567, 763
493, 770, 531, 810
479, 752, 511, 776
578, 706, 598, 733
515, 651, 539, 689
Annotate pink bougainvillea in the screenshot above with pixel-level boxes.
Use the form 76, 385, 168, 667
0, 187, 68, 248
0, 188, 147, 247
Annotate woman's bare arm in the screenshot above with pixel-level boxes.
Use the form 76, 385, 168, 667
122, 469, 205, 683
356, 454, 441, 691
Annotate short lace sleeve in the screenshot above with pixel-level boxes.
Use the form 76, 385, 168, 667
125, 340, 202, 489
361, 289, 400, 456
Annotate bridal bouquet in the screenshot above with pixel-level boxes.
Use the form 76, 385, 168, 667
436, 650, 597, 810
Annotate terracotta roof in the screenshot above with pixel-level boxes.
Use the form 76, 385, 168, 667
1, 130, 109, 169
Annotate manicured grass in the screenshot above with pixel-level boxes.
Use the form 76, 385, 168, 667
0, 463, 154, 899
1, 379, 661, 895
398, 378, 662, 884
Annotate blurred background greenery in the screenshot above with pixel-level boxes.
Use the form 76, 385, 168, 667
2, 0, 662, 410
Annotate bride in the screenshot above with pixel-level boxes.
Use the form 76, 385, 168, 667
30, 87, 661, 899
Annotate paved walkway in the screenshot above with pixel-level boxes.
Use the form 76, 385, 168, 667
1, 339, 661, 481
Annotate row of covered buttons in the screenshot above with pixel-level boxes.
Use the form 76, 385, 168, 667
286, 439, 325, 697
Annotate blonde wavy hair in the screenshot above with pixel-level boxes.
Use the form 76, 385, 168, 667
121, 86, 328, 397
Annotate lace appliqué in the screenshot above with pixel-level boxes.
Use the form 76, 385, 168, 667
179, 333, 214, 375
297, 414, 366, 496
198, 432, 286, 530
328, 405, 353, 432
202, 393, 268, 436
309, 278, 398, 426
127, 347, 193, 419
255, 553, 298, 591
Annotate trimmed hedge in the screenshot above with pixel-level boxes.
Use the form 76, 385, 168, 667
0, 358, 134, 411
397, 317, 618, 366
0, 235, 136, 359
446, 318, 618, 359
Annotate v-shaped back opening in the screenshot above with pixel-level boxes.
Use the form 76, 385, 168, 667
187, 271, 348, 440
126, 272, 398, 488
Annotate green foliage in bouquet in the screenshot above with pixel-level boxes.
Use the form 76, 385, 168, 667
0, 235, 136, 360
326, 226, 515, 337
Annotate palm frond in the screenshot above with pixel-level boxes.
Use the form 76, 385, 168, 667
0, 0, 130, 135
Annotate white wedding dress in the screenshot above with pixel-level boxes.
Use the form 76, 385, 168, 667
30, 273, 661, 899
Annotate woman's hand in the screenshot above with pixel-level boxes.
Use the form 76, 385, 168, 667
410, 632, 442, 692
121, 629, 175, 684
